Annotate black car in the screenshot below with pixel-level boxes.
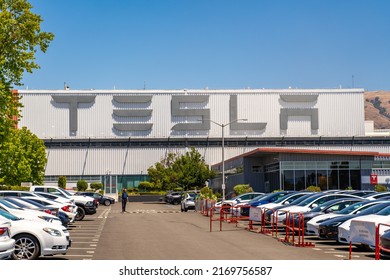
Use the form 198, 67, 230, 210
77, 192, 115, 206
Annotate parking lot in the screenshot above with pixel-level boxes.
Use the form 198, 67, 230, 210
38, 201, 385, 260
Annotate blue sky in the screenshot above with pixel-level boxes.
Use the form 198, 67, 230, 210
21, 0, 390, 91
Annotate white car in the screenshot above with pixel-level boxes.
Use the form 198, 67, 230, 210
0, 220, 15, 259
21, 196, 78, 223
338, 205, 390, 245
273, 193, 361, 223
33, 191, 75, 205
362, 192, 390, 200
258, 192, 310, 211
180, 193, 196, 212
0, 199, 62, 226
0, 209, 71, 260
251, 192, 311, 222
30, 186, 96, 220
306, 200, 389, 236
214, 192, 265, 213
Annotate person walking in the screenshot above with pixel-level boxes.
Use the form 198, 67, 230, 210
121, 188, 128, 213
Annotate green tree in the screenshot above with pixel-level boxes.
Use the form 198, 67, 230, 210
148, 152, 179, 191
0, 0, 54, 141
147, 148, 215, 191
58, 176, 67, 189
173, 147, 215, 191
0, 127, 46, 185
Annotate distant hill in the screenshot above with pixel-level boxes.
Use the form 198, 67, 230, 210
365, 91, 390, 129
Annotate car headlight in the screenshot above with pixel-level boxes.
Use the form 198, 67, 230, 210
43, 227, 62, 237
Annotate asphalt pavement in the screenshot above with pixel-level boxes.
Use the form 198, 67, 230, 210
91, 201, 375, 260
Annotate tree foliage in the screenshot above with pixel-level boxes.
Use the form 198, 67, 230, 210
148, 148, 215, 191
0, 0, 54, 185
0, 127, 46, 185
0, 0, 54, 85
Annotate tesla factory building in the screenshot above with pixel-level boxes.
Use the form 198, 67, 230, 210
17, 88, 390, 193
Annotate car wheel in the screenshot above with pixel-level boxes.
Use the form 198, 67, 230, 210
173, 199, 180, 205
75, 207, 86, 221
104, 199, 111, 206
184, 206, 188, 212
12, 234, 40, 260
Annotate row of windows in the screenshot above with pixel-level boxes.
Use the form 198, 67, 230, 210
276, 160, 390, 171
44, 175, 149, 190
282, 169, 361, 191
44, 137, 390, 148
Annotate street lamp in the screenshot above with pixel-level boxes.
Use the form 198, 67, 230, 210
105, 170, 111, 194
207, 119, 247, 203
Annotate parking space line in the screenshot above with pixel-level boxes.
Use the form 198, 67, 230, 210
65, 254, 93, 257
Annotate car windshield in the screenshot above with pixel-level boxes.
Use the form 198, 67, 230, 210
357, 203, 390, 215
296, 194, 323, 206
273, 193, 297, 203
4, 198, 31, 209
0, 209, 21, 221
20, 198, 46, 208
374, 205, 390, 216
287, 194, 315, 205
0, 199, 23, 210
60, 189, 73, 196
309, 199, 358, 212
188, 193, 196, 199
248, 193, 271, 203
338, 201, 370, 214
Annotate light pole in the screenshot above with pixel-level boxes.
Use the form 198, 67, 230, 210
105, 170, 111, 194
208, 119, 247, 203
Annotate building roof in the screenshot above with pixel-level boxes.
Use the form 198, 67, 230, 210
212, 147, 390, 168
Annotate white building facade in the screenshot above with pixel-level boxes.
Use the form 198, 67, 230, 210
17, 88, 390, 192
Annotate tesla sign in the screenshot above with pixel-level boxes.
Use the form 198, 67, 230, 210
370, 174, 378, 185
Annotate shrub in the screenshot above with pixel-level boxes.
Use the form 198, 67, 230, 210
233, 184, 253, 195
375, 184, 388, 192
58, 176, 67, 189
90, 182, 103, 192
306, 185, 321, 192
76, 180, 88, 191
0, 185, 29, 191
139, 181, 154, 192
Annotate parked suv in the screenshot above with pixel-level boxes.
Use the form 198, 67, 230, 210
29, 186, 96, 221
